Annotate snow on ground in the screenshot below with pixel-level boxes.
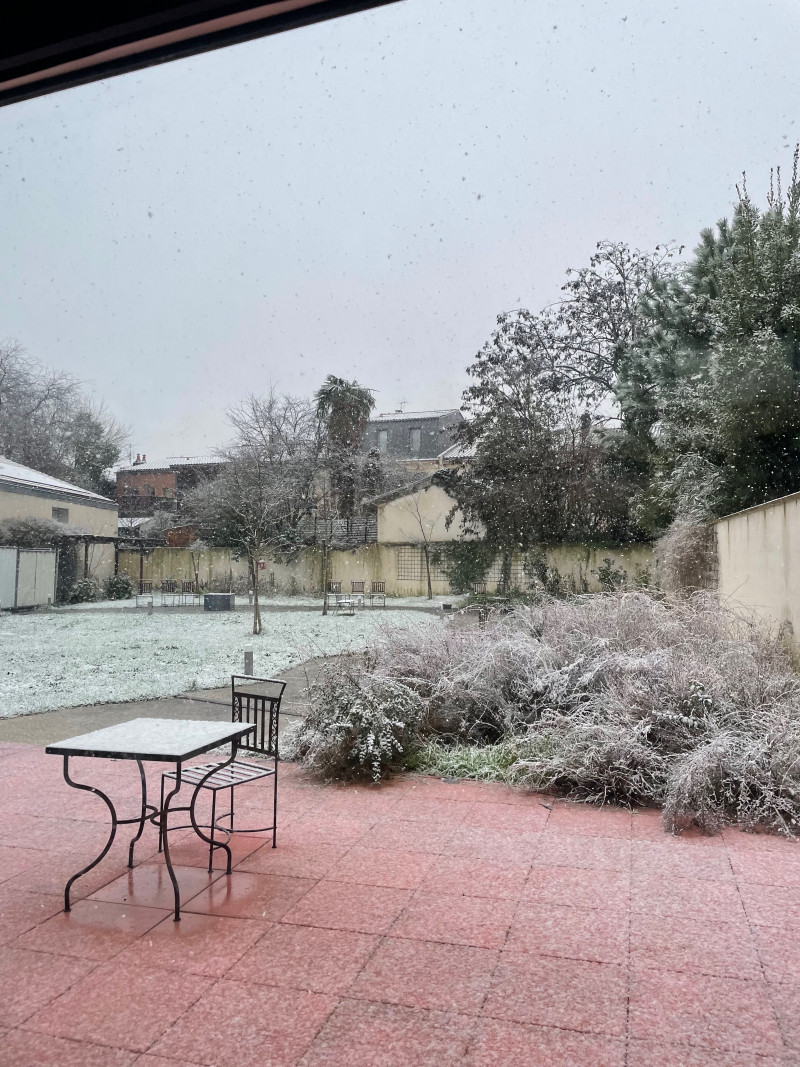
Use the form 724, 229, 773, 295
0, 609, 441, 718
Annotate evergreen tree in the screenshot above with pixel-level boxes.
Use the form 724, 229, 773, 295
624, 149, 800, 522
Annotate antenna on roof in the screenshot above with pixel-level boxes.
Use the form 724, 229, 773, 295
397, 400, 408, 412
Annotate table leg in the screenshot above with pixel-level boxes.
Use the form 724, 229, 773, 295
61, 754, 118, 912
127, 758, 148, 868
160, 764, 183, 921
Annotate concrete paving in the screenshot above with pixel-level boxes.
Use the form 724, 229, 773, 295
0, 657, 327, 746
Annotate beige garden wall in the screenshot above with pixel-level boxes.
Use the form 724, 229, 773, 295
119, 540, 655, 599
714, 492, 800, 639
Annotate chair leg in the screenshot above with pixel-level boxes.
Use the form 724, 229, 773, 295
230, 785, 235, 833
209, 790, 216, 873
272, 769, 278, 849
158, 774, 165, 853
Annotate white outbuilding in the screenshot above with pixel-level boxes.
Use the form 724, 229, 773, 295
0, 457, 118, 608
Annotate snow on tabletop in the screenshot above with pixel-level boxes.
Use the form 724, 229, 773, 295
0, 609, 441, 718
46, 717, 254, 758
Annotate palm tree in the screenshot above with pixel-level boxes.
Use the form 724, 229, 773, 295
314, 376, 375, 452
314, 376, 375, 520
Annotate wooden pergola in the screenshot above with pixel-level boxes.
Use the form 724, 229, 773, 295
59, 533, 164, 587
1, 0, 404, 106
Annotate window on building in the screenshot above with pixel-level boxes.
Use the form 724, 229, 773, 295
52, 507, 69, 523
378, 429, 388, 453
410, 427, 421, 455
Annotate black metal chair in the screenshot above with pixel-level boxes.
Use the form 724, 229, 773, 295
369, 580, 386, 607
159, 675, 285, 870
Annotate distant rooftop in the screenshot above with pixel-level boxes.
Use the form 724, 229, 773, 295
117, 456, 223, 474
369, 409, 461, 423
438, 440, 476, 461
0, 456, 114, 504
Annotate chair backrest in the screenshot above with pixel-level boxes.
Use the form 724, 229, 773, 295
351, 581, 365, 593
327, 581, 341, 593
139, 580, 152, 593
231, 675, 286, 755
371, 581, 385, 593
162, 579, 177, 593
181, 580, 195, 593
471, 582, 487, 595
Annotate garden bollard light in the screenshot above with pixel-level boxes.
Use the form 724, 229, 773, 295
244, 648, 254, 676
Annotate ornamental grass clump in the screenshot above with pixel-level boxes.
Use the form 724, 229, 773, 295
289, 592, 800, 833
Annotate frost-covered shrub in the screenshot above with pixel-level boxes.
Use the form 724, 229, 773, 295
283, 655, 424, 781
67, 577, 100, 603
0, 516, 85, 547
104, 573, 134, 600
291, 591, 800, 834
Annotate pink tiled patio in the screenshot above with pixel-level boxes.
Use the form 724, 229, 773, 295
1, 740, 800, 1065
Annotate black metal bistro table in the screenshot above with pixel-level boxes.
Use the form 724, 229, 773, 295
45, 718, 256, 921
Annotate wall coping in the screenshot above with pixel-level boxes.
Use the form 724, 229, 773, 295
712, 490, 800, 525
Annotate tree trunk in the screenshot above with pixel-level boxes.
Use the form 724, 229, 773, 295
321, 539, 329, 616
423, 544, 433, 600
500, 551, 512, 595
250, 552, 262, 635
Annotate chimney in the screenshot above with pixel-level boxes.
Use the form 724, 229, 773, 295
134, 453, 141, 465
142, 454, 147, 463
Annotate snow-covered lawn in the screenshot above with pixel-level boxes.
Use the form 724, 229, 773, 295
0, 609, 441, 718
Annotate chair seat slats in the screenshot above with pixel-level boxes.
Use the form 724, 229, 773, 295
164, 759, 275, 790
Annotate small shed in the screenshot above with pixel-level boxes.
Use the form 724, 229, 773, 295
0, 546, 56, 610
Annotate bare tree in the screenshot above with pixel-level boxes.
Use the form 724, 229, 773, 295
185, 391, 319, 634
0, 341, 127, 493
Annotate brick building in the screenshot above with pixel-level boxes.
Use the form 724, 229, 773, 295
116, 455, 223, 517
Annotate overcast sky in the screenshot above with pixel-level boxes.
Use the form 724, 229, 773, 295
1, 0, 798, 462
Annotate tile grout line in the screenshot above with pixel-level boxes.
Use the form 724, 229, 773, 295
728, 836, 790, 1058
460, 806, 550, 1061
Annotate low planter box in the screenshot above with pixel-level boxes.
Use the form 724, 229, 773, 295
203, 592, 234, 611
